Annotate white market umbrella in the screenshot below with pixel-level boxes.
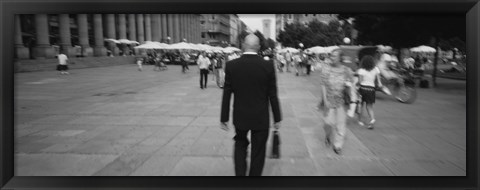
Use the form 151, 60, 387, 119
195, 44, 212, 51
223, 46, 241, 53
279, 47, 299, 53
118, 39, 139, 45
104, 38, 120, 44
165, 42, 198, 50
307, 46, 328, 54
133, 43, 165, 49
410, 45, 436, 53
377, 45, 393, 52
324, 46, 340, 53
208, 46, 224, 53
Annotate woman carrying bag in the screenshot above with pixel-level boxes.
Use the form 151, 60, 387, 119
317, 49, 354, 155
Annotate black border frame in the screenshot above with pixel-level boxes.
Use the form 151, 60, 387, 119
1, 0, 478, 189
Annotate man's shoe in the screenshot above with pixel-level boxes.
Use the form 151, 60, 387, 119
333, 147, 342, 155
325, 138, 331, 147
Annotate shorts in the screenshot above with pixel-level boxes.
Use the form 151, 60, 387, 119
359, 85, 376, 104
56, 65, 68, 71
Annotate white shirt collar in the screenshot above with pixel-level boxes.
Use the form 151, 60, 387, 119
243, 52, 257, 55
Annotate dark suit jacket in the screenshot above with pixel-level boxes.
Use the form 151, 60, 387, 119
220, 54, 282, 130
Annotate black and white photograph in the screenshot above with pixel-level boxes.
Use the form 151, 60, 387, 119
13, 13, 466, 176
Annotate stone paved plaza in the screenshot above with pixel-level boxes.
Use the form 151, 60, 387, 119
14, 64, 466, 176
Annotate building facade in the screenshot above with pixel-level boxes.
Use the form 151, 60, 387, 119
15, 14, 203, 59
229, 14, 240, 47
275, 14, 338, 36
262, 19, 272, 39
297, 14, 338, 25
200, 14, 231, 47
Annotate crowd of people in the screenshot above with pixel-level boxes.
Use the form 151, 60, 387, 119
266, 46, 433, 156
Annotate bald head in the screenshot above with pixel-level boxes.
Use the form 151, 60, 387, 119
243, 34, 260, 52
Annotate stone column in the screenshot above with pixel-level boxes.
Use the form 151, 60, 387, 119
174, 14, 181, 43
118, 14, 127, 39
128, 14, 136, 41
106, 14, 119, 56
195, 15, 199, 43
118, 14, 128, 55
197, 15, 201, 43
167, 14, 174, 43
33, 14, 55, 59
180, 14, 185, 42
145, 14, 152, 42
136, 14, 145, 44
186, 14, 191, 42
184, 14, 189, 42
189, 15, 193, 43
161, 14, 168, 42
93, 14, 107, 56
15, 15, 29, 59
77, 14, 93, 57
59, 14, 76, 57
152, 14, 161, 42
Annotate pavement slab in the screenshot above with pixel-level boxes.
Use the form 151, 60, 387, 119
14, 65, 466, 176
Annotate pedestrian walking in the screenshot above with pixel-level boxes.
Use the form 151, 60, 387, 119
181, 53, 190, 73
56, 52, 70, 75
208, 54, 216, 82
293, 53, 304, 76
153, 54, 162, 71
136, 57, 143, 71
215, 54, 226, 88
305, 53, 316, 75
285, 50, 292, 72
277, 53, 286, 72
220, 34, 282, 176
197, 52, 211, 89
317, 49, 354, 155
356, 55, 383, 129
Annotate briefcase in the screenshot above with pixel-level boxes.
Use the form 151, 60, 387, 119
420, 79, 429, 88
270, 129, 280, 159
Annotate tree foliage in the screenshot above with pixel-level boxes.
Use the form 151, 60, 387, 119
277, 20, 345, 48
338, 14, 465, 51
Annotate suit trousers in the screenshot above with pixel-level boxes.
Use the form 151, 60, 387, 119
324, 106, 347, 149
233, 128, 269, 176
199, 69, 208, 88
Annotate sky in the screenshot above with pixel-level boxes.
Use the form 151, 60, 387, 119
238, 14, 276, 41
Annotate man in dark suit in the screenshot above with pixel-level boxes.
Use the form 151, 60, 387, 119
220, 34, 282, 176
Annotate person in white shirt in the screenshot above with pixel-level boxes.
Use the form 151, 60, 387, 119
136, 57, 143, 71
403, 56, 415, 70
197, 52, 211, 89
356, 55, 383, 129
57, 53, 69, 74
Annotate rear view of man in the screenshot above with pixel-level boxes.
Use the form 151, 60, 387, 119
220, 34, 282, 176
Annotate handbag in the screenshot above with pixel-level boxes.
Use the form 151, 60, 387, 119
343, 86, 351, 105
270, 129, 280, 159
